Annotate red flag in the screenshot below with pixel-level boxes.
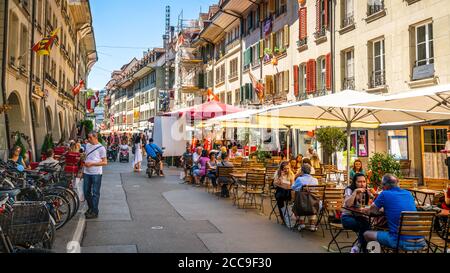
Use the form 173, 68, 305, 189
72, 80, 84, 96
206, 88, 219, 102
249, 70, 265, 101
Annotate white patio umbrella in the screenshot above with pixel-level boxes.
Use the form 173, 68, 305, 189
357, 84, 450, 114
254, 90, 450, 181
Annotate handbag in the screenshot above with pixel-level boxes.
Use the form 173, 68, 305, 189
292, 189, 321, 217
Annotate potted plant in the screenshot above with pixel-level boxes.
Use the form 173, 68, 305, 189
273, 47, 280, 55
368, 153, 401, 189
315, 127, 347, 164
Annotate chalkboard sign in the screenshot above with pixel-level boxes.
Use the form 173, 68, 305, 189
412, 63, 434, 80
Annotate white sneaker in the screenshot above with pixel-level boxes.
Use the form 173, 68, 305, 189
308, 225, 318, 232
297, 224, 306, 231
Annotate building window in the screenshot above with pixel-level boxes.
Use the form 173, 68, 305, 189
415, 23, 434, 67
227, 92, 232, 105
215, 64, 225, 85
388, 130, 409, 160
8, 13, 19, 67
370, 39, 385, 88
343, 49, 355, 90
367, 0, 384, 16
423, 127, 447, 153
300, 64, 307, 98
317, 57, 327, 92
229, 58, 238, 80
235, 89, 240, 105
342, 0, 354, 28
276, 0, 287, 17
315, 0, 328, 39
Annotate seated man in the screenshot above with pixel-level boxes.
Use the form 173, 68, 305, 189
291, 164, 319, 231
364, 174, 427, 252
38, 149, 61, 172
144, 138, 164, 176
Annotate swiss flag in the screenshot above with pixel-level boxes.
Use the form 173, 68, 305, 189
72, 80, 84, 96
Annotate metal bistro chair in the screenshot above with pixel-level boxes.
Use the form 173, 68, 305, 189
217, 166, 233, 199
429, 215, 450, 253
229, 167, 247, 205
239, 173, 266, 212
382, 211, 436, 253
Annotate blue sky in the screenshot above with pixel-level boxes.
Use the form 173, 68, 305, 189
88, 0, 216, 90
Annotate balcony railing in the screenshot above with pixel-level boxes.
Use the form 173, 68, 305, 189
314, 26, 327, 40
342, 13, 355, 28
343, 77, 355, 90
370, 71, 386, 88
367, 1, 384, 16
297, 37, 308, 47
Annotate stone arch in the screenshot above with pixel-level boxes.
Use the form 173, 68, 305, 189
45, 106, 53, 132
58, 111, 66, 140
7, 91, 24, 122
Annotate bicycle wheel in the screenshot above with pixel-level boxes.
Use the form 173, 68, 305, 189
46, 187, 78, 220
43, 194, 71, 230
64, 188, 80, 218
14, 247, 55, 253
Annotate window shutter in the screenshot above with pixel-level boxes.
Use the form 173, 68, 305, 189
260, 3, 265, 21
299, 7, 307, 40
316, 0, 320, 32
316, 58, 321, 91
284, 70, 289, 93
249, 83, 254, 101
269, 0, 275, 13
312, 59, 317, 93
256, 44, 260, 61
294, 65, 299, 97
259, 40, 264, 59
240, 86, 244, 101
270, 32, 275, 52
284, 25, 290, 47
305, 61, 310, 93
324, 0, 328, 29
326, 53, 331, 90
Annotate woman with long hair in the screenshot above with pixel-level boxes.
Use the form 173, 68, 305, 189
350, 159, 366, 181
9, 146, 29, 170
273, 161, 295, 227
342, 173, 374, 253
193, 150, 210, 186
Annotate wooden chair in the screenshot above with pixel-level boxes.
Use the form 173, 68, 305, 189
239, 173, 266, 212
296, 185, 327, 236
324, 189, 357, 253
399, 179, 418, 190
382, 211, 435, 253
399, 160, 412, 177
217, 166, 233, 199
423, 178, 449, 191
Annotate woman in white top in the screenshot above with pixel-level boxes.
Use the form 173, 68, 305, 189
133, 134, 143, 172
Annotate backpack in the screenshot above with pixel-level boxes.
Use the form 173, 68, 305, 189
292, 189, 321, 217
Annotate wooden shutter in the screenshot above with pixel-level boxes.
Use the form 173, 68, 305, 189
270, 32, 275, 52
324, 0, 328, 28
293, 65, 299, 97
326, 53, 331, 90
259, 40, 264, 58
312, 59, 317, 93
260, 3, 265, 21
316, 0, 320, 32
240, 86, 244, 101
299, 7, 307, 40
269, 0, 275, 13
284, 70, 290, 93
284, 24, 289, 47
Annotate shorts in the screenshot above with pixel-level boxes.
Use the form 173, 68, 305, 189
377, 232, 426, 251
193, 169, 204, 177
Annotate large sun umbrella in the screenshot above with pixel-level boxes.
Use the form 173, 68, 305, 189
357, 84, 450, 114
187, 101, 243, 121
254, 90, 450, 181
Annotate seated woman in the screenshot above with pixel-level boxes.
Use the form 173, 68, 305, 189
350, 159, 366, 182
273, 161, 295, 227
295, 154, 303, 171
206, 152, 218, 187
342, 173, 374, 253
290, 159, 299, 175
9, 146, 30, 170
193, 150, 210, 187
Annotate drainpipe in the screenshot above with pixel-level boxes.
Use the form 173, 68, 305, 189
331, 0, 336, 94
28, 0, 38, 161
1, 0, 10, 153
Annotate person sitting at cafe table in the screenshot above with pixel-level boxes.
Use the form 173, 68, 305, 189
217, 153, 234, 198
273, 162, 295, 227
302, 158, 315, 175
206, 152, 218, 188
342, 173, 374, 253
350, 159, 366, 181
295, 154, 303, 170
291, 164, 319, 231
290, 159, 299, 175
363, 174, 427, 252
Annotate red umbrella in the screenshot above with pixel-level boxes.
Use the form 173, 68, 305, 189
187, 101, 243, 120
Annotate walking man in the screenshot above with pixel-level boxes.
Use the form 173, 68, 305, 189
83, 132, 108, 219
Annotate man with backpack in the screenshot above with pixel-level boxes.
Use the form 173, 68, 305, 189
144, 138, 164, 176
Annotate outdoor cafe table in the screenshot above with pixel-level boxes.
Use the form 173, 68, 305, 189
407, 188, 442, 206
342, 206, 386, 230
